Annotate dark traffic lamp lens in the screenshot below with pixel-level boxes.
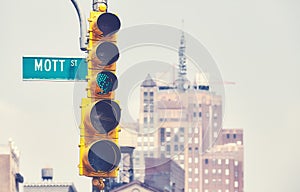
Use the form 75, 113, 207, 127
96, 42, 119, 66
90, 100, 121, 134
88, 140, 121, 172
97, 13, 121, 36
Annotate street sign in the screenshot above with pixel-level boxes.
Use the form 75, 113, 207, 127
22, 56, 87, 81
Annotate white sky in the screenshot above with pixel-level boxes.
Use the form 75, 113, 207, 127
1, 0, 300, 192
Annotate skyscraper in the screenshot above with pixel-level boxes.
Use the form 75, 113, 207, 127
124, 28, 244, 192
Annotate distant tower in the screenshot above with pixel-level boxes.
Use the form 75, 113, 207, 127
175, 21, 190, 92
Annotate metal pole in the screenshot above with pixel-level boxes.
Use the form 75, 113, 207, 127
70, 0, 88, 51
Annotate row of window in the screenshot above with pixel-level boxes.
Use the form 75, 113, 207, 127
160, 144, 185, 152
226, 133, 238, 139
143, 91, 154, 97
192, 112, 219, 118
204, 168, 230, 175
204, 179, 239, 188
204, 159, 239, 166
137, 137, 154, 142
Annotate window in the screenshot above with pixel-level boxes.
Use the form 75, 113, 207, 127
204, 169, 208, 174
195, 157, 198, 163
226, 134, 230, 139
195, 168, 199, 174
225, 159, 229, 165
204, 179, 209, 184
144, 92, 148, 96
179, 136, 184, 142
174, 145, 178, 151
233, 134, 237, 139
199, 112, 202, 117
160, 128, 165, 142
180, 155, 184, 160
188, 178, 192, 183
225, 179, 229, 185
212, 169, 216, 174
166, 145, 170, 152
179, 155, 184, 160
150, 117, 154, 123
180, 145, 184, 151
213, 122, 218, 127
189, 158, 192, 163
234, 160, 239, 166
205, 159, 209, 164
144, 117, 147, 124
179, 127, 184, 133
174, 135, 179, 142
213, 113, 218, 118
235, 171, 238, 178
195, 127, 199, 133
149, 92, 154, 96
195, 138, 199, 144
218, 169, 222, 174
206, 112, 209, 117
195, 177, 199, 182
234, 181, 239, 188
214, 131, 218, 138
218, 159, 222, 165
225, 169, 229, 176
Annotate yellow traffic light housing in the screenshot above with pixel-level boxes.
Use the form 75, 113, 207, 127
79, 8, 121, 179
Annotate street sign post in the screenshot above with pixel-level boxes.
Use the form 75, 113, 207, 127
22, 56, 87, 81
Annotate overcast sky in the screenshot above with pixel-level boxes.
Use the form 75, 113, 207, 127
1, 0, 300, 192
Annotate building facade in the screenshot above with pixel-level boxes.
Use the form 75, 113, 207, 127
144, 157, 184, 192
200, 143, 244, 192
0, 139, 23, 192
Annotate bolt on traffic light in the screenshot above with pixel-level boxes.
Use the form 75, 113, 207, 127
79, 6, 122, 178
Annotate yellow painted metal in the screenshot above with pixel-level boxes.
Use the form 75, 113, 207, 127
78, 97, 91, 176
98, 3, 107, 12
79, 10, 121, 178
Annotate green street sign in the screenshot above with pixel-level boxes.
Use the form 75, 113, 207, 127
22, 56, 87, 81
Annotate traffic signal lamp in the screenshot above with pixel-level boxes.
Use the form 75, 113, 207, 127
79, 6, 122, 179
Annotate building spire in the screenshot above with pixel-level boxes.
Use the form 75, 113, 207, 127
178, 20, 187, 78
174, 20, 190, 92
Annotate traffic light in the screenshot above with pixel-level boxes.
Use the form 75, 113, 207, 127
79, 4, 122, 179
